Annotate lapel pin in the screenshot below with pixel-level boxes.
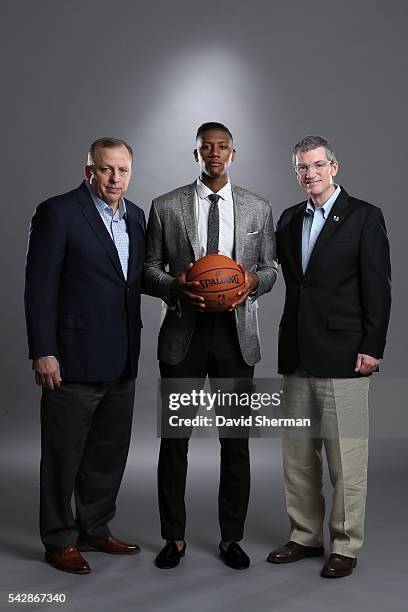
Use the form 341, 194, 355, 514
333, 215, 340, 222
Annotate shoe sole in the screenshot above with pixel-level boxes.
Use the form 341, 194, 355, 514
219, 553, 250, 570
220, 561, 250, 570
45, 558, 91, 574
155, 549, 185, 569
267, 549, 324, 564
78, 545, 140, 555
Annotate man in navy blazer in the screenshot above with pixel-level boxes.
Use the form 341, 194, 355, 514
25, 137, 145, 574
267, 135, 391, 578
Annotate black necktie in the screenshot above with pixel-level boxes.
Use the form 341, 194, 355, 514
207, 193, 221, 254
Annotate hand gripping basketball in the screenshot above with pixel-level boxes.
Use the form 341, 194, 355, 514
185, 255, 246, 312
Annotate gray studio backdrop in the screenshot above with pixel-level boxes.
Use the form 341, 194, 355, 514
1, 2, 407, 611
1, 0, 407, 546
2, 0, 406, 445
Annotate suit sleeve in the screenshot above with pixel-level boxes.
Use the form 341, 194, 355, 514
359, 207, 391, 358
252, 201, 279, 299
143, 201, 175, 306
24, 201, 67, 359
275, 210, 285, 265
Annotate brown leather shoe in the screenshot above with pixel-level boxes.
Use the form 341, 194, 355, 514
77, 535, 141, 555
267, 541, 324, 564
45, 545, 91, 574
321, 554, 357, 578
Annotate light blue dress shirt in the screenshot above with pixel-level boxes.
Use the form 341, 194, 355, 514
86, 181, 129, 279
301, 185, 341, 274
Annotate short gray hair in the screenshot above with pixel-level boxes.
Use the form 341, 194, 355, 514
87, 137, 133, 166
292, 135, 336, 166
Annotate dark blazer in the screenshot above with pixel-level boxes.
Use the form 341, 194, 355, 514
25, 181, 145, 381
276, 187, 391, 377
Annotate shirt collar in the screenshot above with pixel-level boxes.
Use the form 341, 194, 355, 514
305, 184, 341, 218
196, 177, 232, 202
86, 180, 127, 219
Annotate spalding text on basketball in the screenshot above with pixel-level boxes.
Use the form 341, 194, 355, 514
199, 275, 240, 289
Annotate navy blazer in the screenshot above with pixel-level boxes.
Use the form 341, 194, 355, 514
276, 187, 391, 377
25, 181, 145, 381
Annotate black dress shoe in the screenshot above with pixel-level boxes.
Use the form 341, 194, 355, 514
321, 554, 357, 578
267, 541, 324, 564
155, 541, 186, 569
219, 542, 250, 570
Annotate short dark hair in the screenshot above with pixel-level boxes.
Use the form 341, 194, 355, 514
87, 137, 133, 165
196, 122, 233, 142
292, 135, 336, 166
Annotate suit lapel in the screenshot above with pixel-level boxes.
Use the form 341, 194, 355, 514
77, 182, 126, 282
180, 182, 255, 263
305, 188, 351, 276
232, 186, 252, 263
181, 183, 200, 261
291, 204, 306, 277
126, 204, 143, 285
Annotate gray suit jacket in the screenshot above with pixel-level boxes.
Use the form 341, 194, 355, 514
143, 182, 278, 365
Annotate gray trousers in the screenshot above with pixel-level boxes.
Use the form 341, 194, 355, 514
40, 379, 135, 551
282, 369, 369, 558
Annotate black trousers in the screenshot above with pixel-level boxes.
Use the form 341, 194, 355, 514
158, 312, 254, 542
40, 378, 135, 551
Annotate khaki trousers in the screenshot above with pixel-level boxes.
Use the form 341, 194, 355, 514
282, 369, 369, 558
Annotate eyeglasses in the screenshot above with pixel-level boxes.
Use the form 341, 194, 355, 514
294, 161, 333, 175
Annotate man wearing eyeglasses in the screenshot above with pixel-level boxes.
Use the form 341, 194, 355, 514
268, 135, 391, 578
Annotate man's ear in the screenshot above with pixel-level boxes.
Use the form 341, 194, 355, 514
84, 164, 93, 180
330, 160, 339, 178
193, 149, 198, 162
231, 148, 236, 162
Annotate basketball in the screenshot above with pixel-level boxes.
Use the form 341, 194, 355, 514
186, 254, 246, 312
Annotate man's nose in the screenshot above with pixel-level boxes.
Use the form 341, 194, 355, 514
109, 171, 120, 183
305, 166, 317, 179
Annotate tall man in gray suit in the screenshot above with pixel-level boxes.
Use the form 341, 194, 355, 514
144, 122, 278, 570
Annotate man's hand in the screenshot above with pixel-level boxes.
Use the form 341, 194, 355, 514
355, 353, 380, 375
34, 356, 62, 390
171, 263, 205, 309
229, 266, 259, 311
